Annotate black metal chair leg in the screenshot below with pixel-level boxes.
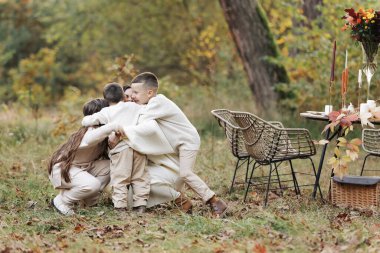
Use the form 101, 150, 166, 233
245, 157, 251, 183
264, 164, 273, 207
244, 161, 257, 202
229, 159, 242, 194
274, 163, 283, 195
289, 160, 300, 195
308, 157, 323, 199
360, 154, 371, 176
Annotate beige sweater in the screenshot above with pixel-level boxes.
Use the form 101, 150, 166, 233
81, 101, 143, 153
126, 94, 200, 153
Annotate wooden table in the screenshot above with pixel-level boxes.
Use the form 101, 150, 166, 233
300, 112, 380, 200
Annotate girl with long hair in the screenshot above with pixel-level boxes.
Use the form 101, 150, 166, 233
48, 98, 123, 215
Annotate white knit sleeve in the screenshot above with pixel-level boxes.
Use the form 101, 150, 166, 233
140, 95, 173, 122
79, 123, 120, 148
81, 109, 108, 127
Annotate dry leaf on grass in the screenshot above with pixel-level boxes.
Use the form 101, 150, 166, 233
253, 243, 267, 253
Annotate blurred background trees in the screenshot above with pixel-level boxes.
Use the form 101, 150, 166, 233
0, 0, 379, 119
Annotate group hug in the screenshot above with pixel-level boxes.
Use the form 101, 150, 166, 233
47, 72, 228, 217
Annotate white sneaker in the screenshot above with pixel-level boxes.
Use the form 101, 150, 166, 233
52, 195, 75, 216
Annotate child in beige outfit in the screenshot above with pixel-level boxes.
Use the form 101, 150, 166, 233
82, 83, 150, 212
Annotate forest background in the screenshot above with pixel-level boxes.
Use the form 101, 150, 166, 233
1, 0, 379, 131
1, 0, 380, 252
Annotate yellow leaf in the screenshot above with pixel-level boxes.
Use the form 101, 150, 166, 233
337, 142, 347, 147
337, 137, 347, 143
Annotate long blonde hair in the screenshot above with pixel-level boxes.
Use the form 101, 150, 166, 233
47, 99, 109, 183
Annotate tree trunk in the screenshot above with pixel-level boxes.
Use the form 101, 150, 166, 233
219, 0, 289, 110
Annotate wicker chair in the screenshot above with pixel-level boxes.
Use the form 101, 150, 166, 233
360, 129, 380, 176
211, 109, 251, 193
230, 110, 320, 206
211, 109, 285, 193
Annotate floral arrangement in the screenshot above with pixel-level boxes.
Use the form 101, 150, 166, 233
341, 8, 380, 43
342, 8, 380, 100
318, 107, 380, 178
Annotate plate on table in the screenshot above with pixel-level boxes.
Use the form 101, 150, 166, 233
306, 111, 325, 116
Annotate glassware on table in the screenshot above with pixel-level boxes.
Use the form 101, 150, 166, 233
361, 40, 379, 101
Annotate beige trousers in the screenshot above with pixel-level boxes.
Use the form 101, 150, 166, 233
179, 150, 215, 203
50, 160, 110, 207
109, 148, 150, 208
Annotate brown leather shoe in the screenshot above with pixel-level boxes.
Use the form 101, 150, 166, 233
174, 193, 193, 214
208, 198, 228, 218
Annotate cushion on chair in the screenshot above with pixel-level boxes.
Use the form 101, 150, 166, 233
333, 175, 380, 186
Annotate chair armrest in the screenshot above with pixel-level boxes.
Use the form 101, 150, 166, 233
273, 128, 316, 158
362, 129, 380, 155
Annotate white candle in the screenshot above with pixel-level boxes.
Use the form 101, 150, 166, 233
345, 49, 348, 69
360, 103, 369, 115
358, 69, 362, 88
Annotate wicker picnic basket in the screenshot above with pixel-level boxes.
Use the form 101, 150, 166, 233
331, 176, 380, 208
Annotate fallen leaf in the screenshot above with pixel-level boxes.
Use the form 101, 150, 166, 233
10, 163, 23, 172
74, 223, 85, 233
213, 248, 225, 253
253, 243, 267, 253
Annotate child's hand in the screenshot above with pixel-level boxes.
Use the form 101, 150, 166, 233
108, 123, 126, 149
108, 132, 120, 149
113, 124, 126, 138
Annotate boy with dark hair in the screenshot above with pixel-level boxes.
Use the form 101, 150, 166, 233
82, 83, 149, 213
128, 72, 227, 217
103, 83, 125, 103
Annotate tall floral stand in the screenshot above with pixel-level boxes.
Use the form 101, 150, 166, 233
361, 40, 379, 100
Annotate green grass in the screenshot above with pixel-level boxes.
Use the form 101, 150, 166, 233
1, 109, 380, 252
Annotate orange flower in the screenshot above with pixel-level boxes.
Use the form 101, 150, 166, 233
358, 8, 366, 17
357, 18, 362, 24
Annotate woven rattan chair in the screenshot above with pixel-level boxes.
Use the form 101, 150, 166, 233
211, 109, 285, 193
230, 110, 320, 206
360, 129, 380, 176
211, 109, 251, 193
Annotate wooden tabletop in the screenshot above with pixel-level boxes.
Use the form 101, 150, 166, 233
300, 112, 329, 122
300, 112, 380, 125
